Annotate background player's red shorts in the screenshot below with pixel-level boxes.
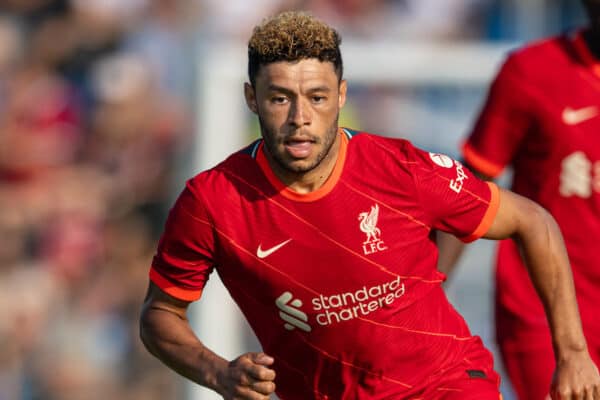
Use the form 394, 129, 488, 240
499, 338, 554, 400
496, 301, 555, 400
497, 306, 600, 400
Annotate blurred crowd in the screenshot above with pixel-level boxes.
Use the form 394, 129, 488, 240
0, 1, 192, 399
0, 0, 585, 399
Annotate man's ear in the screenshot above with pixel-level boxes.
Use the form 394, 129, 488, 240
338, 79, 347, 109
244, 82, 258, 114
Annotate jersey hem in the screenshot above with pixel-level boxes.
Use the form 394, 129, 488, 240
149, 267, 202, 301
460, 182, 500, 243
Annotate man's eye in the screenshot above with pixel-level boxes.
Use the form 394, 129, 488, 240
312, 96, 326, 103
271, 96, 288, 104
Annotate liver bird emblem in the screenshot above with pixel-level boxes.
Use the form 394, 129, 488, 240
358, 204, 381, 244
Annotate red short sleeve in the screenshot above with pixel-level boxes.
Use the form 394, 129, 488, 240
150, 179, 216, 301
411, 148, 500, 242
463, 53, 536, 177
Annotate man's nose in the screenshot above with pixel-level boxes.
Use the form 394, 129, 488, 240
288, 99, 311, 126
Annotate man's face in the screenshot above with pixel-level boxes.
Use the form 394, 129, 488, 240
245, 59, 347, 174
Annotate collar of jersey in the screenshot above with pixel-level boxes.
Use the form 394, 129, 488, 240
256, 129, 348, 202
572, 28, 600, 78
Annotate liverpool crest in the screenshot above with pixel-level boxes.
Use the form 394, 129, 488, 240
358, 204, 388, 255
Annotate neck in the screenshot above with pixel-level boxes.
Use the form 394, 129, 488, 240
266, 134, 341, 194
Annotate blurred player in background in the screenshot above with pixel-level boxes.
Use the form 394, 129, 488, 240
453, 0, 600, 398
140, 10, 600, 400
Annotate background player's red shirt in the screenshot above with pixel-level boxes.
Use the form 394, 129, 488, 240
151, 129, 500, 399
463, 30, 600, 345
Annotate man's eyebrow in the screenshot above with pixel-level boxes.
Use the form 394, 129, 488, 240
266, 84, 333, 93
306, 86, 333, 93
266, 84, 292, 94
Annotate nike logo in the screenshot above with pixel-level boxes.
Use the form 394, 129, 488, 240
562, 106, 599, 125
256, 239, 292, 259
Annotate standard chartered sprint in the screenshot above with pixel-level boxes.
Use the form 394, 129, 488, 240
312, 276, 405, 326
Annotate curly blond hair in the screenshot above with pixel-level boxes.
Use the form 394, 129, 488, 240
248, 11, 343, 85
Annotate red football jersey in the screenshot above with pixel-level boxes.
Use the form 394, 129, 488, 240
151, 129, 500, 399
463, 29, 600, 341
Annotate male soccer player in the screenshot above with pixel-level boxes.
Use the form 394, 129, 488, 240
456, 1, 600, 399
140, 11, 600, 400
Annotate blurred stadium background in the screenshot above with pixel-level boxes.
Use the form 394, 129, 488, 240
0, 1, 585, 399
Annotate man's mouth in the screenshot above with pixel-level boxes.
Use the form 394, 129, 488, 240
284, 137, 315, 159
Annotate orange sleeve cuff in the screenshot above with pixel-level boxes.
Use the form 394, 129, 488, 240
461, 182, 500, 243
462, 142, 505, 178
149, 268, 202, 302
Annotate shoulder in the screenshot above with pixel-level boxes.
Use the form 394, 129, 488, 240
344, 128, 417, 160
502, 32, 574, 78
187, 140, 262, 195
514, 33, 567, 58
353, 131, 463, 173
344, 129, 448, 180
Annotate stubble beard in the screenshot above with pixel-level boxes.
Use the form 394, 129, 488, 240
259, 115, 339, 174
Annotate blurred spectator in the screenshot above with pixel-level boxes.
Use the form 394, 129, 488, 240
200, 0, 494, 40
86, 52, 187, 232
0, 60, 82, 178
279, 0, 490, 39
124, 0, 195, 97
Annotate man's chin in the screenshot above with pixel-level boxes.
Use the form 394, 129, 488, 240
283, 159, 317, 174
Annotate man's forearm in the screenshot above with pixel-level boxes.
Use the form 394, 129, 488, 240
485, 189, 600, 397
516, 205, 588, 359
140, 304, 228, 392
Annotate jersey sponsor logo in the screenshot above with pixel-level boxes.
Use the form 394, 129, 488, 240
276, 291, 311, 332
562, 106, 599, 125
312, 276, 405, 327
275, 277, 406, 332
429, 153, 468, 193
429, 152, 454, 168
559, 151, 600, 198
449, 160, 468, 193
256, 239, 292, 259
358, 204, 388, 255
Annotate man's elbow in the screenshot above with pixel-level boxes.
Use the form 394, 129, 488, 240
512, 198, 558, 245
139, 307, 159, 358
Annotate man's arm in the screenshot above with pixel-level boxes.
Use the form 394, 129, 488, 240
485, 188, 600, 399
139, 282, 277, 400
